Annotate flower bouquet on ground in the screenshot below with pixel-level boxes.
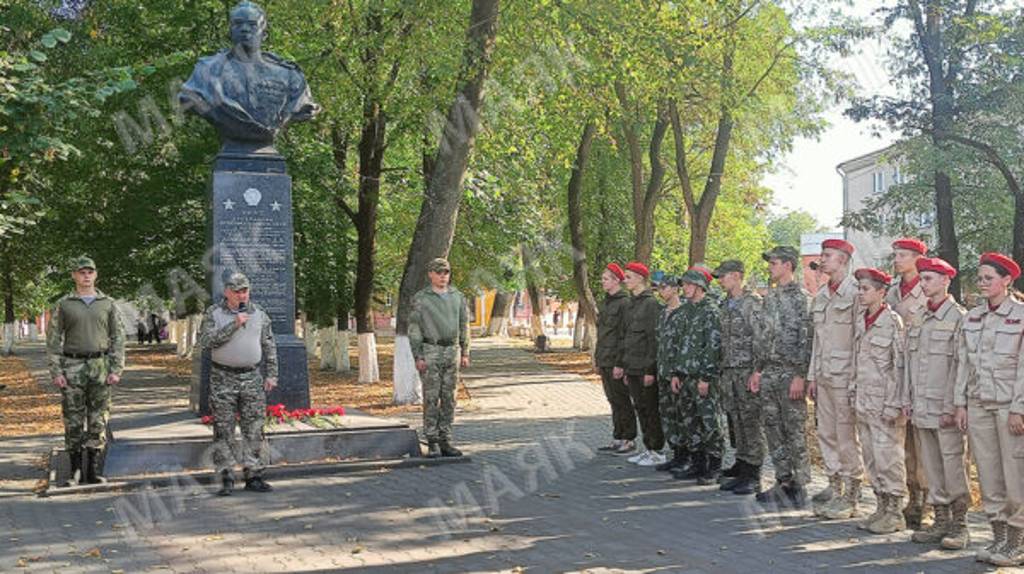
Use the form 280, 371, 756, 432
201, 405, 346, 430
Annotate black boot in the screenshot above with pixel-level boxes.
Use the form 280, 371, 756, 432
244, 472, 273, 493
426, 440, 442, 458
720, 461, 750, 491
439, 441, 463, 457
697, 455, 722, 486
672, 452, 705, 480
84, 447, 106, 484
656, 448, 687, 472
721, 459, 746, 479
783, 481, 808, 509
731, 465, 761, 495
65, 449, 82, 487
216, 470, 234, 497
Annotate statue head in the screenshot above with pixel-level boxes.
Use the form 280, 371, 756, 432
229, 1, 267, 52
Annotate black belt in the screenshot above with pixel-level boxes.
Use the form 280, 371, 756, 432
423, 338, 455, 347
63, 351, 107, 359
211, 362, 258, 374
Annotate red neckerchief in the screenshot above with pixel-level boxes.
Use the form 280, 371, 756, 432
828, 281, 841, 295
900, 275, 920, 299
989, 301, 1002, 313
865, 304, 887, 330
927, 298, 945, 314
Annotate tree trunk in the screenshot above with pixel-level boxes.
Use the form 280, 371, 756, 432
319, 326, 337, 371
520, 244, 545, 339
3, 252, 14, 356
615, 84, 668, 265
486, 291, 512, 337
567, 122, 599, 331
1014, 192, 1024, 292
392, 0, 500, 404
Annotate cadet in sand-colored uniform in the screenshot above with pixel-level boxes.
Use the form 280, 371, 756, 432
851, 268, 910, 535
954, 253, 1024, 567
905, 257, 970, 550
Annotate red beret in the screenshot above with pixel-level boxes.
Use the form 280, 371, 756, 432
854, 267, 892, 286
915, 257, 956, 279
980, 252, 1022, 280
624, 261, 649, 278
892, 238, 927, 255
822, 238, 855, 256
605, 263, 625, 281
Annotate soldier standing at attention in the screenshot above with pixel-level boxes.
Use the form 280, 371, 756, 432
596, 263, 637, 455
905, 257, 970, 550
410, 258, 470, 459
714, 260, 766, 495
851, 268, 910, 534
46, 256, 126, 486
653, 275, 690, 472
750, 246, 813, 509
887, 238, 931, 530
200, 272, 278, 496
954, 253, 1024, 567
807, 239, 864, 520
670, 268, 722, 484
618, 262, 666, 467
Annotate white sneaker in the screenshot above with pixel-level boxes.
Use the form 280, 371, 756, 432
639, 451, 666, 467
628, 450, 650, 464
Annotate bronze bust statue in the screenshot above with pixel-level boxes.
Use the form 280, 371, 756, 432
179, 1, 320, 154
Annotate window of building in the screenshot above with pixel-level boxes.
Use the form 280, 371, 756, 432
873, 171, 885, 193
892, 166, 901, 185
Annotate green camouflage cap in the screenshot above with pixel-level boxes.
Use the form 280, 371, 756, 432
762, 246, 799, 265
680, 269, 710, 291
427, 257, 451, 273
224, 272, 251, 290
712, 259, 744, 278
72, 255, 96, 271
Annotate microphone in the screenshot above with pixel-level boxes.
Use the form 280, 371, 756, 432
238, 301, 248, 328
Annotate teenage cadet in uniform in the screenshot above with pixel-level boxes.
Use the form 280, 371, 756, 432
851, 268, 909, 535
199, 272, 278, 496
905, 257, 970, 549
618, 262, 666, 466
669, 268, 723, 484
888, 238, 931, 530
714, 260, 766, 495
596, 263, 637, 455
409, 258, 471, 459
653, 275, 690, 471
807, 239, 864, 519
46, 256, 126, 486
954, 253, 1024, 566
751, 246, 813, 509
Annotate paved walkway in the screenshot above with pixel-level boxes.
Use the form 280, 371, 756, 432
0, 340, 1017, 572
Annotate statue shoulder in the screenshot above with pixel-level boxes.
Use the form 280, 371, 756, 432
263, 51, 302, 72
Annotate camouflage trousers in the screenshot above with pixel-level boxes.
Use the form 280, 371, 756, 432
210, 367, 267, 476
659, 377, 691, 450
721, 367, 766, 466
60, 357, 112, 452
422, 344, 459, 442
681, 377, 725, 459
760, 366, 810, 485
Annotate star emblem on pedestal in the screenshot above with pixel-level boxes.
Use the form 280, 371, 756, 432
271, 201, 282, 212
223, 199, 235, 211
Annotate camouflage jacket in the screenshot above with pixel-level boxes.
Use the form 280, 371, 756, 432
408, 286, 470, 360
619, 288, 661, 376
719, 289, 762, 369
656, 301, 690, 381
673, 297, 721, 382
756, 281, 813, 377
46, 290, 126, 378
595, 289, 630, 368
